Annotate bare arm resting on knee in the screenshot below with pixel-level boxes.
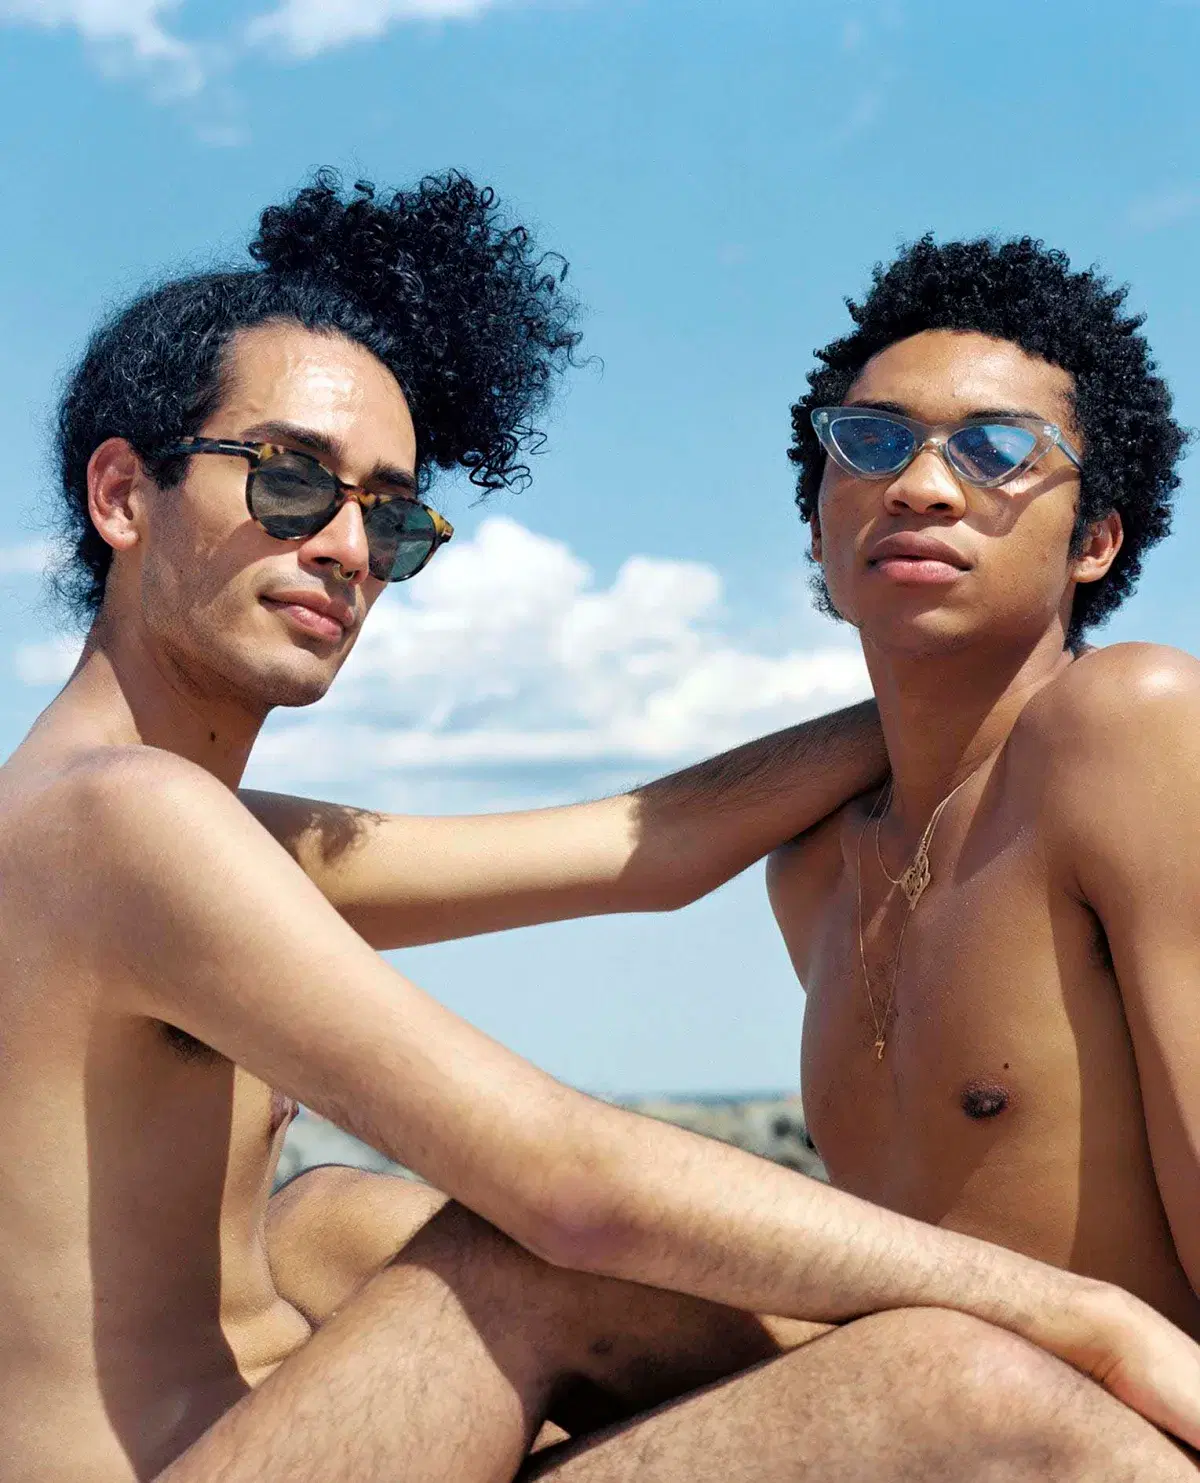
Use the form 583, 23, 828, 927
242, 700, 886, 948
76, 748, 1200, 1447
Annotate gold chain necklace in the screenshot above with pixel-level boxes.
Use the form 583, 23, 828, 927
856, 770, 977, 1060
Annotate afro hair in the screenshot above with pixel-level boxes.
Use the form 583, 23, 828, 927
787, 235, 1187, 641
54, 169, 582, 617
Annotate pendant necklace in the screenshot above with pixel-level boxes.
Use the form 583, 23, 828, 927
856, 769, 977, 1060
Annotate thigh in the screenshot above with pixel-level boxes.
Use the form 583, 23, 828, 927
165, 1199, 830, 1483
267, 1164, 448, 1324
520, 1308, 1198, 1483
269, 1171, 825, 1457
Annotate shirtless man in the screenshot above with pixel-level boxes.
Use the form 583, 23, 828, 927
765, 235, 1200, 1345
8, 176, 1200, 1481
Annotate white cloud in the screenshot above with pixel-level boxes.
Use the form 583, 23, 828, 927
13, 518, 867, 802
0, 540, 53, 575
0, 0, 542, 120
15, 634, 83, 687
245, 0, 508, 59
251, 516, 867, 789
0, 0, 204, 94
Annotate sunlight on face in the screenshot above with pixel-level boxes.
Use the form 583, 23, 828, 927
135, 322, 419, 712
812, 329, 1086, 657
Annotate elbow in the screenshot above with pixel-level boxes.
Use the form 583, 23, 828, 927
510, 1158, 638, 1276
493, 1091, 647, 1275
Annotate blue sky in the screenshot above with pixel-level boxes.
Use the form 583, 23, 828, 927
1, 0, 1198, 1094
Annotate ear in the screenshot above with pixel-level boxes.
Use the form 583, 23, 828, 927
1070, 510, 1123, 587
809, 510, 824, 564
87, 438, 149, 556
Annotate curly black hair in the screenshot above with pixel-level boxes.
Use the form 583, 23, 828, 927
788, 235, 1187, 641
54, 170, 582, 617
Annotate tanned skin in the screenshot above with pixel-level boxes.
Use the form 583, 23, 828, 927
765, 329, 1200, 1344
6, 320, 1200, 1482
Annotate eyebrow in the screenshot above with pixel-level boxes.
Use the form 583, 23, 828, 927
842, 399, 1049, 422
240, 419, 418, 493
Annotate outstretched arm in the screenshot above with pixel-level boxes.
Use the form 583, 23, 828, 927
77, 749, 1200, 1448
243, 699, 886, 949
1049, 645, 1200, 1296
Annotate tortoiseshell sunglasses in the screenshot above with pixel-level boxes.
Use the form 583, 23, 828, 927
164, 438, 454, 583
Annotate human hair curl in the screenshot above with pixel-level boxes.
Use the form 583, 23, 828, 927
787, 235, 1187, 641
54, 169, 582, 617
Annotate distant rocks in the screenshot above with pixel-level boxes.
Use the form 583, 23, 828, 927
631, 1096, 828, 1180
276, 1095, 827, 1190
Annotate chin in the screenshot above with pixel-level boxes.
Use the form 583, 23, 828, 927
209, 638, 342, 710
856, 601, 982, 657
258, 657, 340, 709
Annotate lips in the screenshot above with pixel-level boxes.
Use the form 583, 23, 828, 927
866, 533, 971, 569
262, 591, 354, 640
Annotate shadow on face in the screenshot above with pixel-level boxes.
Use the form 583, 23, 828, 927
120, 321, 420, 713
809, 329, 1100, 657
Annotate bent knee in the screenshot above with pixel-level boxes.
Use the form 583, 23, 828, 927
843, 1307, 1152, 1474
268, 1166, 448, 1325
846, 1307, 1066, 1399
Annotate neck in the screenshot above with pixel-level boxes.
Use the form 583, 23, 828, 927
864, 621, 1075, 833
35, 616, 264, 790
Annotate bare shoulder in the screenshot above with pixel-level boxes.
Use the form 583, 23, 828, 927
1008, 645, 1200, 869
2, 744, 214, 877
1013, 643, 1200, 770
57, 742, 238, 809
19, 746, 302, 964
46, 744, 277, 865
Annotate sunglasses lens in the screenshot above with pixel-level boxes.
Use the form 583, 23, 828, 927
250, 452, 338, 537
366, 500, 438, 582
946, 425, 1038, 484
249, 451, 439, 581
827, 415, 916, 476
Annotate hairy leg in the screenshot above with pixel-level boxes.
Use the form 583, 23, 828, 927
266, 1166, 825, 1430
158, 1192, 1193, 1482
522, 1308, 1198, 1483
267, 1165, 450, 1324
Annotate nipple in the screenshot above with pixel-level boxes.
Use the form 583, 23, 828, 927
960, 1080, 1010, 1120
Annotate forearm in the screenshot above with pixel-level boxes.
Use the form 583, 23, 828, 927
524, 1103, 1200, 1449
530, 1099, 1079, 1339
624, 698, 885, 906
243, 699, 884, 947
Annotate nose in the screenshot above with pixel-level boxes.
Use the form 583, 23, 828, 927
299, 497, 372, 586
883, 444, 967, 519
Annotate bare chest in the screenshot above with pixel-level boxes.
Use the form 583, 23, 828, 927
794, 809, 1148, 1255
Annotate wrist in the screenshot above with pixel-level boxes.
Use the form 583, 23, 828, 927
1015, 1274, 1132, 1363
893, 1223, 1084, 1342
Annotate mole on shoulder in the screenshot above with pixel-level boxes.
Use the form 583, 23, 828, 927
960, 1080, 1010, 1120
